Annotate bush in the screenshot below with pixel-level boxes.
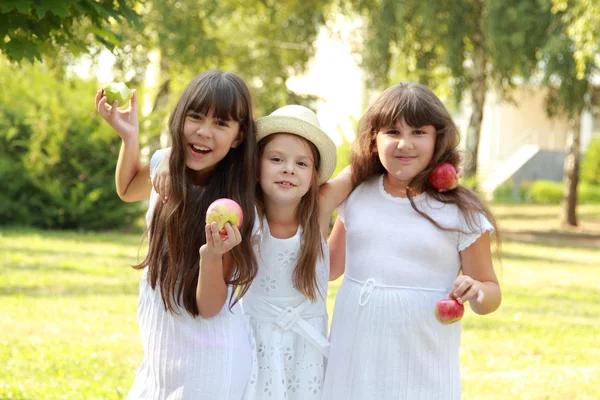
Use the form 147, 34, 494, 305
581, 136, 600, 186
0, 61, 143, 230
492, 180, 600, 205
528, 180, 563, 204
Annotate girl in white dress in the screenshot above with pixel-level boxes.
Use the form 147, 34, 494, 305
322, 82, 502, 400
95, 70, 259, 399
241, 105, 352, 400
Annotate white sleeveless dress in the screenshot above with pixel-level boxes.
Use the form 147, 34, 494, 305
126, 149, 253, 400
241, 219, 330, 400
321, 175, 493, 400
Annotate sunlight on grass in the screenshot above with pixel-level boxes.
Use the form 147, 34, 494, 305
1, 204, 600, 399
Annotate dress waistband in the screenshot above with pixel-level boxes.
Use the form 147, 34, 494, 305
243, 296, 330, 358
345, 276, 449, 306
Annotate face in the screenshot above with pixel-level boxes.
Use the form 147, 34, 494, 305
259, 134, 315, 206
183, 107, 241, 180
373, 116, 436, 186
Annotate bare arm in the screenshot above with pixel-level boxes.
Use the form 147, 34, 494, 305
328, 217, 347, 281
456, 232, 501, 315
115, 141, 152, 202
318, 166, 353, 234
95, 89, 152, 202
196, 222, 240, 318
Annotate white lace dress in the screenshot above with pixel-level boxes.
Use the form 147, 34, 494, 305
241, 219, 330, 400
126, 149, 253, 400
321, 175, 493, 400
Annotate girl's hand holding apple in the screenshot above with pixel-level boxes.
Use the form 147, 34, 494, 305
200, 222, 242, 260
95, 85, 139, 142
450, 275, 484, 304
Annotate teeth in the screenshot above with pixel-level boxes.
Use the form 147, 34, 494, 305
192, 145, 210, 151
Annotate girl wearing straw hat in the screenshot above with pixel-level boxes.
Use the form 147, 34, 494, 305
241, 105, 351, 400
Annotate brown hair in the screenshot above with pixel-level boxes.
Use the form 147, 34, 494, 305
256, 133, 324, 301
352, 82, 501, 257
136, 69, 259, 316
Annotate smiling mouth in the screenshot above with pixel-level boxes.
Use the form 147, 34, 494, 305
190, 144, 211, 155
276, 181, 296, 187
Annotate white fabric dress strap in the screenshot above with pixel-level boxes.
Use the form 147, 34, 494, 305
244, 297, 330, 358
345, 276, 450, 306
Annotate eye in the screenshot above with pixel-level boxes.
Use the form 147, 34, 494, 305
187, 113, 202, 120
297, 161, 309, 167
385, 129, 399, 135
216, 120, 229, 127
270, 157, 282, 162
413, 130, 427, 136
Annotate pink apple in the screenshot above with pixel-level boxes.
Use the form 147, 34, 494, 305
434, 298, 465, 324
429, 162, 458, 190
205, 198, 243, 238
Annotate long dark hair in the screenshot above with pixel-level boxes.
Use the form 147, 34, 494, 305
256, 134, 324, 301
136, 70, 259, 316
352, 82, 501, 258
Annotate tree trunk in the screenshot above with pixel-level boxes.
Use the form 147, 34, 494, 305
560, 117, 581, 227
148, 55, 172, 155
464, 0, 487, 180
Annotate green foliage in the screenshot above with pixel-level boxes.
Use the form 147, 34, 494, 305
581, 137, 600, 186
107, 0, 331, 118
0, 59, 142, 229
0, 0, 140, 64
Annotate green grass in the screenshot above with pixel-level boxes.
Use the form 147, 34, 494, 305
2, 205, 600, 399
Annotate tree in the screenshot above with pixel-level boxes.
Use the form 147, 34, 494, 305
339, 0, 553, 178
540, 0, 600, 226
0, 0, 139, 63
96, 0, 334, 153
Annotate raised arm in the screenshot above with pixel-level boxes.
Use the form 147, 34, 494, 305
95, 89, 152, 202
456, 232, 501, 315
328, 217, 347, 281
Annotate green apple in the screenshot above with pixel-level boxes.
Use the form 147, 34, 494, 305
102, 82, 133, 108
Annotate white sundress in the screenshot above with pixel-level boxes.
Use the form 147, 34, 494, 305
126, 149, 253, 400
242, 218, 330, 400
321, 175, 493, 400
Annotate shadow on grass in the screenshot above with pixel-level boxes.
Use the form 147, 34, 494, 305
0, 283, 139, 297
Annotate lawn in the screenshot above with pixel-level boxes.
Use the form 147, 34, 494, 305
1, 204, 599, 399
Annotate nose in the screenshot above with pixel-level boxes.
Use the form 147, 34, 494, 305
397, 135, 413, 150
282, 160, 296, 175
196, 121, 212, 138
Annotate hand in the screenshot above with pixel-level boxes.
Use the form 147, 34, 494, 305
199, 222, 242, 261
450, 275, 484, 304
95, 89, 139, 142
153, 154, 171, 203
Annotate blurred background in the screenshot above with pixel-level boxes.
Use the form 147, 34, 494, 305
1, 0, 599, 399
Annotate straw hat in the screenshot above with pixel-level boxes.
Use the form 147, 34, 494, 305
256, 105, 337, 184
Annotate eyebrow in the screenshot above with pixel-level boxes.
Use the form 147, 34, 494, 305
264, 149, 313, 161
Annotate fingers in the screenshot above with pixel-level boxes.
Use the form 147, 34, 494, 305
204, 224, 214, 248
130, 90, 139, 124
95, 90, 103, 109
451, 276, 482, 304
161, 175, 170, 202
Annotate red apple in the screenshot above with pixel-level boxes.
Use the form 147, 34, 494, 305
206, 198, 243, 238
434, 298, 465, 324
429, 162, 458, 190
